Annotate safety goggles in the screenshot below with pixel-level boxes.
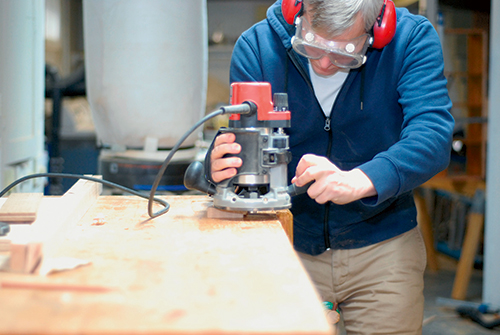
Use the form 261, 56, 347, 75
291, 16, 373, 69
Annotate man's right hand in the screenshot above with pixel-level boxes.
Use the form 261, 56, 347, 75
210, 132, 242, 183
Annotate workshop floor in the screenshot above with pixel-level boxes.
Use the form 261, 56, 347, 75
421, 255, 497, 335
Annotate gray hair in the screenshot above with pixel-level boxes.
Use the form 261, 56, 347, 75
303, 0, 385, 37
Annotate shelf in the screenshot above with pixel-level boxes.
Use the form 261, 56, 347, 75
445, 28, 488, 179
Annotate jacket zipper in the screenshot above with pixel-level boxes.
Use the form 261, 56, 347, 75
324, 126, 333, 249
324, 117, 331, 131
288, 48, 334, 250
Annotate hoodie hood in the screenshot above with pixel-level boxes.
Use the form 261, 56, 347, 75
266, 0, 297, 50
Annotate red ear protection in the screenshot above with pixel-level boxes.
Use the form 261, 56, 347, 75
372, 0, 396, 49
281, 0, 396, 48
282, 0, 303, 25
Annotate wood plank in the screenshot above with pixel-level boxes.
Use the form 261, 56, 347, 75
414, 191, 439, 272
451, 212, 484, 300
207, 206, 294, 244
276, 209, 293, 244
451, 190, 485, 300
421, 176, 485, 198
0, 195, 332, 335
0, 193, 43, 223
6, 176, 102, 274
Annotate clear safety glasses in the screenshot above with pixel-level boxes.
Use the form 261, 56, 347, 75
291, 16, 373, 69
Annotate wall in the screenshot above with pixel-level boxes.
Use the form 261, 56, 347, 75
0, 0, 46, 193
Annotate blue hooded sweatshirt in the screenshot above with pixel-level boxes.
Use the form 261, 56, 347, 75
228, 0, 454, 255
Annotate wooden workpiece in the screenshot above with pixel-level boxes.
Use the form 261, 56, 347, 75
0, 193, 43, 223
0, 177, 102, 274
0, 193, 332, 334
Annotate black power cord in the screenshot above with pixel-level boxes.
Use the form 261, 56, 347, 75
0, 173, 169, 210
0, 102, 256, 219
147, 102, 256, 218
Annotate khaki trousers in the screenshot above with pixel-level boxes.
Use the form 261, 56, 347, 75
297, 227, 426, 335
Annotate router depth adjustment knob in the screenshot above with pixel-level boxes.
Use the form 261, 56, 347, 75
273, 93, 289, 111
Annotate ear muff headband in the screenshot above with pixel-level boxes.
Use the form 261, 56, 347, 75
282, 0, 396, 48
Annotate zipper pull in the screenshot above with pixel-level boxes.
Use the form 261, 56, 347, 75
324, 117, 331, 131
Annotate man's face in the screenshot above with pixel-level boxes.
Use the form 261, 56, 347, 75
305, 12, 367, 77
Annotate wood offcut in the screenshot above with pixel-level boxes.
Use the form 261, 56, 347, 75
0, 193, 43, 223
1, 177, 102, 274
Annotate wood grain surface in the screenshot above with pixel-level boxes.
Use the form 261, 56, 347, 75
0, 193, 43, 222
0, 195, 331, 335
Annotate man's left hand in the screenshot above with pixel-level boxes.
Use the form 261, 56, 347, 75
292, 154, 377, 204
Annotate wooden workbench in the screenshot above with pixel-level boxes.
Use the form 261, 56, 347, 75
0, 193, 332, 334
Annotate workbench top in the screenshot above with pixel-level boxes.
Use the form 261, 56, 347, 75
0, 195, 332, 334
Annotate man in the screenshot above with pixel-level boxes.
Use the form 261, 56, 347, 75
209, 0, 454, 333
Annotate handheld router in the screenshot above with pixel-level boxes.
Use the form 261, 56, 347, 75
184, 82, 308, 212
